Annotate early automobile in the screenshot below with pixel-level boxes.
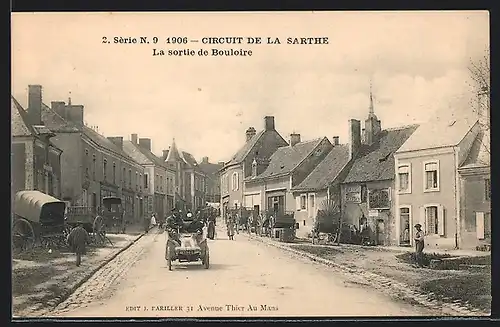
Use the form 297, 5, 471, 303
165, 223, 210, 271
12, 190, 67, 252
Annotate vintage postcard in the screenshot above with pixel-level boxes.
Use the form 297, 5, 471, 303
11, 11, 490, 319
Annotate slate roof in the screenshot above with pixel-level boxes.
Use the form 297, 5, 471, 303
165, 139, 183, 162
343, 125, 419, 184
459, 130, 490, 169
11, 96, 34, 137
292, 144, 350, 191
227, 130, 266, 166
41, 104, 79, 133
11, 97, 61, 150
163, 147, 201, 171
397, 117, 477, 153
40, 102, 136, 162
249, 138, 325, 181
123, 141, 168, 168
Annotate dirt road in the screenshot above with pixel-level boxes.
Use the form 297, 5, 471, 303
47, 228, 435, 318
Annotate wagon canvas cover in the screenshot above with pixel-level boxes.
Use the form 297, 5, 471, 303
13, 191, 65, 223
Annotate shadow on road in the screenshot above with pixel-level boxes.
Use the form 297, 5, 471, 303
164, 262, 233, 271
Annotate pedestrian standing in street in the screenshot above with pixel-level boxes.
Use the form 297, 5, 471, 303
226, 214, 235, 240
67, 222, 90, 267
234, 211, 240, 234
414, 223, 425, 267
150, 212, 157, 229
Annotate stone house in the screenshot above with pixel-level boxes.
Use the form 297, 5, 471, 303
219, 116, 288, 218
341, 107, 419, 246
290, 136, 351, 236
123, 134, 176, 220
244, 135, 333, 217
163, 139, 207, 211
394, 117, 479, 250
39, 87, 145, 223
11, 90, 63, 200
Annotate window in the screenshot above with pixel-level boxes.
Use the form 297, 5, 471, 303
423, 204, 444, 236
426, 206, 438, 234
397, 164, 411, 193
122, 168, 126, 186
310, 194, 315, 208
300, 195, 307, 210
485, 179, 491, 201
85, 149, 89, 177
112, 163, 116, 184
144, 173, 149, 189
128, 169, 132, 187
424, 161, 439, 191
232, 172, 239, 191
136, 172, 139, 191
155, 174, 159, 191
92, 155, 96, 180
139, 174, 143, 191
160, 175, 163, 191
103, 159, 107, 181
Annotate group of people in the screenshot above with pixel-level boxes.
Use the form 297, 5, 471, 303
223, 210, 276, 240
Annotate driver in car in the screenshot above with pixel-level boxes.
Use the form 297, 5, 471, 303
187, 213, 206, 246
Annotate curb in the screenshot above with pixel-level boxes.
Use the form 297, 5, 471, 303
42, 232, 147, 312
246, 234, 486, 316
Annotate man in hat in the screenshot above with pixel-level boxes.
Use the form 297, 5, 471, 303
67, 222, 91, 267
414, 223, 425, 267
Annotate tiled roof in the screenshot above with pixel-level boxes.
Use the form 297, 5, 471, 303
11, 96, 34, 137
397, 117, 477, 153
250, 138, 325, 181
343, 125, 419, 184
460, 130, 490, 169
292, 144, 350, 191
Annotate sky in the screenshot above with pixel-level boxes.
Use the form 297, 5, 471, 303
11, 11, 489, 163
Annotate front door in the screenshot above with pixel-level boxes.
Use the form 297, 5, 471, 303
376, 218, 385, 245
308, 194, 315, 219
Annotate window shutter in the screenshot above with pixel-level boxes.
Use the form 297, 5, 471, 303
419, 206, 426, 234
296, 196, 301, 211
438, 205, 445, 236
475, 212, 485, 240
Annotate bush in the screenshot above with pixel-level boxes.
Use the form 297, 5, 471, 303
396, 252, 453, 267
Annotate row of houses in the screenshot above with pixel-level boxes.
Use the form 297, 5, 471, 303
220, 90, 490, 251
11, 85, 223, 223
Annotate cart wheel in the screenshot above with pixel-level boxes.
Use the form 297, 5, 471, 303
12, 218, 35, 252
204, 251, 210, 269
92, 216, 106, 246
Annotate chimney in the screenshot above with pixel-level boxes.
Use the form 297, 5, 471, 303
51, 101, 66, 119
290, 133, 301, 146
245, 127, 256, 142
218, 161, 225, 167
332, 136, 339, 146
348, 119, 361, 160
65, 104, 84, 125
478, 87, 490, 126
28, 85, 43, 125
264, 116, 275, 131
107, 136, 124, 149
131, 133, 138, 144
138, 138, 152, 151
202, 157, 209, 163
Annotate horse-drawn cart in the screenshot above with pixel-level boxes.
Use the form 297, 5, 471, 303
65, 205, 107, 246
12, 190, 67, 252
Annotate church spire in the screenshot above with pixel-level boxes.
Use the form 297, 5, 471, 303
369, 80, 374, 115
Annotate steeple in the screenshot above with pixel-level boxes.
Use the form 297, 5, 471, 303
166, 137, 182, 162
68, 91, 72, 105
368, 79, 377, 119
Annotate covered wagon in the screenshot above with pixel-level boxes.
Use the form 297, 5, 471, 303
12, 190, 67, 252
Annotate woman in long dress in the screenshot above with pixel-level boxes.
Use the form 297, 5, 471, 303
226, 214, 235, 240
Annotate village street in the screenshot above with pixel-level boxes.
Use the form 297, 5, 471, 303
46, 224, 436, 318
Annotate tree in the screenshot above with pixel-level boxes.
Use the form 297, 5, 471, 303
317, 197, 341, 245
468, 47, 490, 140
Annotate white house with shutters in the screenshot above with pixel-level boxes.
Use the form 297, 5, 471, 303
394, 116, 480, 250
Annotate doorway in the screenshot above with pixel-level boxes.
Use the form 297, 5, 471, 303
376, 218, 385, 245
399, 207, 411, 246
